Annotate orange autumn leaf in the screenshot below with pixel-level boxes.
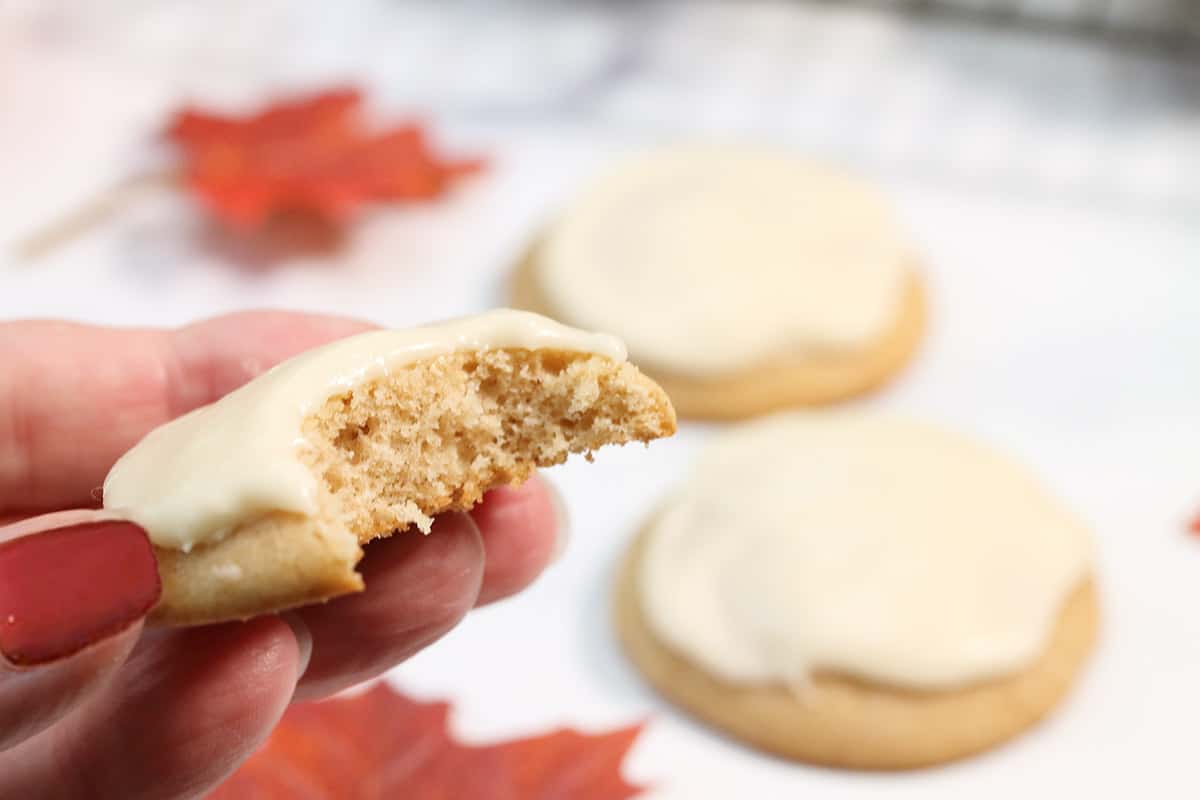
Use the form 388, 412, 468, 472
1190, 512, 1200, 536
211, 684, 647, 799
165, 88, 484, 230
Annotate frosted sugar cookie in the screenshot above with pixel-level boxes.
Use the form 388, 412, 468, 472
513, 146, 925, 419
104, 310, 676, 625
616, 413, 1097, 769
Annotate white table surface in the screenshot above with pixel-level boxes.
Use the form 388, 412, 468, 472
2, 3, 1199, 796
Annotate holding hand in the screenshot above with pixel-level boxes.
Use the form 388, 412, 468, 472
0, 312, 564, 798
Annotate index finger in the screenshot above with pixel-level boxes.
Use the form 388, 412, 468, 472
0, 311, 375, 514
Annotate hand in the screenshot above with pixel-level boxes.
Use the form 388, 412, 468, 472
0, 312, 564, 799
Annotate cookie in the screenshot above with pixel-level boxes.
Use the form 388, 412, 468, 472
614, 414, 1097, 769
104, 310, 676, 626
512, 146, 926, 420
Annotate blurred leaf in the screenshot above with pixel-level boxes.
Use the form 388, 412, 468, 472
166, 88, 484, 230
210, 683, 646, 799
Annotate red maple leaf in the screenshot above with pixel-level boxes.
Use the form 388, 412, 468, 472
1189, 512, 1200, 536
210, 684, 647, 799
165, 88, 484, 229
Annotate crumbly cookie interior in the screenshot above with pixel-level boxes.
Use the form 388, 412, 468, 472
301, 348, 675, 543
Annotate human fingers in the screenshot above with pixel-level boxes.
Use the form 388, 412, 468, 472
0, 616, 304, 800
469, 475, 565, 606
292, 475, 564, 703
292, 511, 484, 702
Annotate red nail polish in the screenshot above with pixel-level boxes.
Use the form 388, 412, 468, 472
0, 521, 160, 667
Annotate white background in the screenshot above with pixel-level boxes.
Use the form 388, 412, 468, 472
2, 2, 1199, 796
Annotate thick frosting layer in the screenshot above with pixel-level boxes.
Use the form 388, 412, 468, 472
537, 146, 913, 375
103, 309, 625, 552
638, 414, 1091, 690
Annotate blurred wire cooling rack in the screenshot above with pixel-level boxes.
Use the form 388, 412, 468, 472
872, 0, 1200, 41
526, 0, 1200, 222
377, 0, 1200, 221
5, 0, 1199, 220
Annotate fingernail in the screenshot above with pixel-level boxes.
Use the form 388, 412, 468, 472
544, 481, 571, 563
280, 612, 313, 682
0, 521, 160, 667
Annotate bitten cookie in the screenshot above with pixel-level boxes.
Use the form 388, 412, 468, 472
512, 146, 926, 420
104, 309, 676, 626
615, 413, 1097, 770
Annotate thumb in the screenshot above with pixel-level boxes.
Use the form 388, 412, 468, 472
0, 510, 160, 750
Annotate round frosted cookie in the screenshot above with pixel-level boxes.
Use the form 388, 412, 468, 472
512, 146, 926, 419
103, 310, 676, 626
615, 414, 1097, 770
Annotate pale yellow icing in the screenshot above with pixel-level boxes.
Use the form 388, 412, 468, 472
638, 413, 1091, 690
537, 146, 913, 375
103, 309, 625, 552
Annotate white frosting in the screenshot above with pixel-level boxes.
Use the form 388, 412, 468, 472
638, 414, 1091, 690
537, 146, 913, 375
103, 309, 625, 552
